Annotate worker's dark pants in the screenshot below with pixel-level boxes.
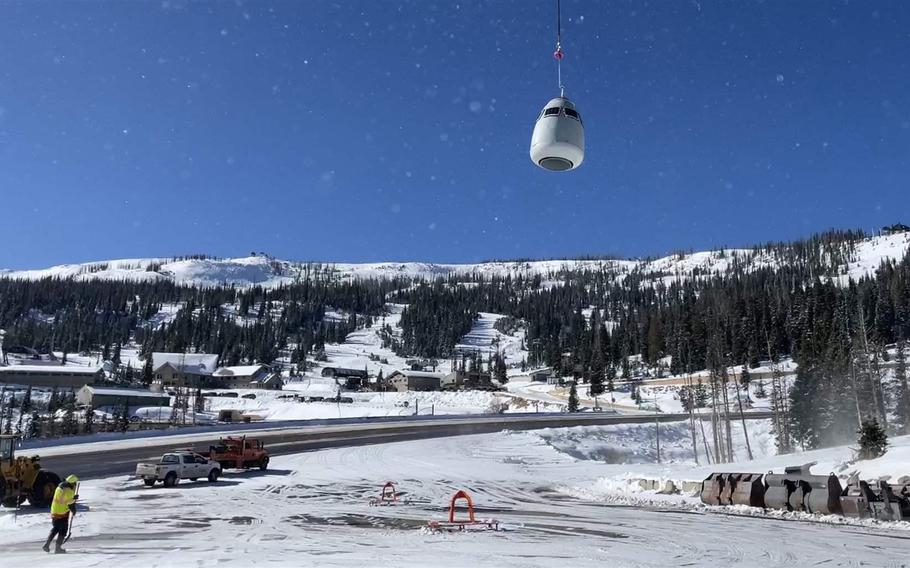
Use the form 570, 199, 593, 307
45, 515, 69, 549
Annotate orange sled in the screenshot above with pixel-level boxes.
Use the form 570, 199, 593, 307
427, 490, 500, 531
369, 481, 409, 506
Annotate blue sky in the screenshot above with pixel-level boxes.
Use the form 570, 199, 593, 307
1, 1, 908, 269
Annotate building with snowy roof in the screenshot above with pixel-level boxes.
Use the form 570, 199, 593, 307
76, 385, 171, 409
386, 370, 456, 392
0, 365, 104, 388
212, 365, 280, 389
321, 366, 369, 390
526, 367, 554, 382
151, 352, 219, 389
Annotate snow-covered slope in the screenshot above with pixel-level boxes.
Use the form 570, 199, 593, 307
3, 232, 908, 288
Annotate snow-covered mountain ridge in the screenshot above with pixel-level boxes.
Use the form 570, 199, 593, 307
2, 232, 908, 289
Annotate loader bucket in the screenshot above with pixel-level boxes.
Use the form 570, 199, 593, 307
729, 473, 765, 508
699, 473, 725, 506
718, 473, 739, 505
763, 475, 795, 511
765, 464, 842, 515
801, 474, 843, 515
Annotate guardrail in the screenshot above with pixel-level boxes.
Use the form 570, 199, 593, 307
21, 409, 775, 451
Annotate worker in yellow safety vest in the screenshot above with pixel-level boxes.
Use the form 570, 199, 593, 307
43, 474, 78, 554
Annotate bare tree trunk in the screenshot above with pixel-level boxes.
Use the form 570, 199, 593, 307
733, 364, 752, 461
686, 373, 700, 465
720, 366, 735, 461
849, 356, 863, 428
858, 308, 886, 425
710, 371, 724, 463
870, 350, 888, 425
765, 337, 790, 453
699, 412, 714, 465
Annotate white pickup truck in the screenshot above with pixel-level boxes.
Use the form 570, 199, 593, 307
136, 451, 222, 487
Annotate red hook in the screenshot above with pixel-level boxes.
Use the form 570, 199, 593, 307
553, 46, 564, 60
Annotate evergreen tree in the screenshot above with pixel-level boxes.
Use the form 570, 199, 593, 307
47, 386, 60, 413
142, 355, 154, 386
61, 405, 77, 436
0, 388, 6, 434
739, 363, 751, 391
589, 348, 605, 397
1, 401, 12, 435
754, 379, 768, 399
27, 411, 41, 439
194, 387, 205, 413
679, 386, 694, 412
83, 405, 95, 434
567, 382, 579, 413
119, 401, 131, 432
21, 386, 32, 412
494, 354, 508, 385
894, 340, 910, 435
694, 379, 708, 408
857, 419, 888, 459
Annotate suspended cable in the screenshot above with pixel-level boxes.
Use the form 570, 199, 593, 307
553, 0, 565, 96
529, 0, 585, 172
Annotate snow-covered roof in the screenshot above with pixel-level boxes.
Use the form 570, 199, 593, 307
0, 365, 103, 375
525, 367, 552, 375
213, 365, 266, 377
325, 367, 367, 374
389, 370, 449, 380
83, 386, 170, 399
152, 353, 219, 374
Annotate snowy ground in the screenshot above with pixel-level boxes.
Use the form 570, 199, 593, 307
4, 423, 910, 567
204, 383, 536, 420
5, 231, 907, 289
455, 312, 526, 366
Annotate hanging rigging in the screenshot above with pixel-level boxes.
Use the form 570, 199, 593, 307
529, 0, 585, 172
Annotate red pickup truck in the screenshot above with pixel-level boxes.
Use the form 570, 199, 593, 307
202, 436, 269, 470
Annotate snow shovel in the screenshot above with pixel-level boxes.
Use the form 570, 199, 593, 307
13, 479, 22, 523
62, 482, 80, 544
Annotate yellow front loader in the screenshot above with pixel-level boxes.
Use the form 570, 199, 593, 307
0, 434, 60, 508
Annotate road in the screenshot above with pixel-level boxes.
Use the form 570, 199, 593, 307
39, 411, 774, 479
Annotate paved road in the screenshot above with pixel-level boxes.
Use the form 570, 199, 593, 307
40, 411, 774, 480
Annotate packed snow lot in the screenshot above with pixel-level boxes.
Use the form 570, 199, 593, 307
207, 383, 532, 420
3, 425, 910, 567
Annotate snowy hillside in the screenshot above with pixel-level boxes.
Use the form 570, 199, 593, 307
3, 231, 908, 288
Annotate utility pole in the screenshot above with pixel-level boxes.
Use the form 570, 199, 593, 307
180, 352, 187, 426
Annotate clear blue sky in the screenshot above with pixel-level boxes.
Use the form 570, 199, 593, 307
1, 1, 908, 269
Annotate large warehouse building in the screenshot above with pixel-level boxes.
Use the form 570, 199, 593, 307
0, 365, 105, 388
76, 386, 171, 409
